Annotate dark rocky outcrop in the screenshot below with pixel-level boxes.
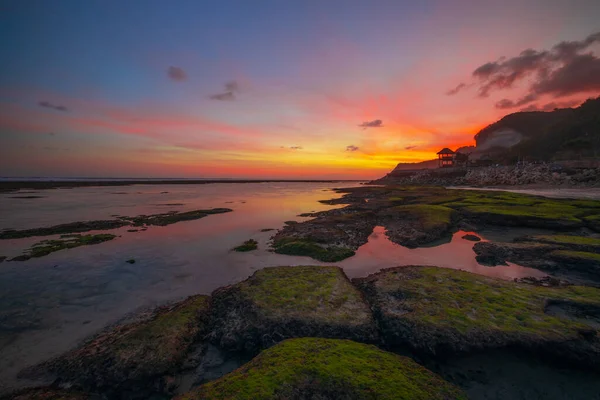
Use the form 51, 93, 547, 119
353, 266, 600, 370
24, 296, 211, 397
208, 266, 378, 353
177, 338, 466, 400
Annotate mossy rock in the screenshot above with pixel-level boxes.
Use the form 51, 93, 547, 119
233, 239, 258, 252
0, 208, 232, 239
378, 204, 456, 247
473, 241, 561, 266
177, 338, 465, 400
208, 266, 378, 353
460, 203, 584, 229
550, 250, 600, 275
474, 240, 600, 279
271, 210, 375, 261
273, 239, 355, 262
516, 234, 600, 253
10, 234, 117, 261
36, 295, 210, 395
584, 215, 600, 232
1, 388, 93, 400
353, 266, 600, 369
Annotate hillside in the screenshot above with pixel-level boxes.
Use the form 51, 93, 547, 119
477, 96, 600, 162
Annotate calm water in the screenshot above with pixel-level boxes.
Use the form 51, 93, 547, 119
0, 182, 547, 393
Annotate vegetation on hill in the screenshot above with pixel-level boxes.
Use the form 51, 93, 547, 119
475, 96, 600, 162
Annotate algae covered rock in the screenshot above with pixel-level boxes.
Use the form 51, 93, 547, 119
515, 234, 600, 253
208, 266, 378, 353
475, 236, 600, 279
178, 338, 466, 400
354, 266, 600, 369
272, 210, 375, 262
378, 204, 456, 247
36, 295, 210, 394
473, 241, 560, 266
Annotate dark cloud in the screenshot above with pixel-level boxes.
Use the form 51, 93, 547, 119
404, 145, 417, 150
346, 145, 359, 152
167, 66, 187, 82
209, 92, 235, 101
210, 80, 241, 101
495, 93, 538, 109
38, 101, 68, 112
450, 31, 600, 104
358, 119, 383, 129
289, 146, 303, 150
519, 99, 584, 112
446, 83, 467, 96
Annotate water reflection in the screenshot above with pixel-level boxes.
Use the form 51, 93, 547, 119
0, 182, 549, 393
342, 226, 547, 280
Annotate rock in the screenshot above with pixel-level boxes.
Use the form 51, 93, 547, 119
10, 234, 117, 261
549, 250, 600, 276
461, 204, 584, 230
208, 266, 378, 353
1, 388, 93, 400
232, 239, 258, 252
126, 259, 136, 264
272, 210, 376, 261
472, 241, 560, 266
378, 205, 456, 248
353, 266, 600, 369
31, 295, 210, 396
515, 234, 600, 253
515, 276, 571, 287
0, 208, 232, 239
462, 234, 481, 241
177, 338, 466, 400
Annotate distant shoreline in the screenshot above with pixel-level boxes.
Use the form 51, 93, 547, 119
0, 179, 362, 193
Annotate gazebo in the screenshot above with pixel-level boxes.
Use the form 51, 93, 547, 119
436, 148, 455, 168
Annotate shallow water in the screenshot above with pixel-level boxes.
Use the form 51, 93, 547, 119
0, 182, 548, 393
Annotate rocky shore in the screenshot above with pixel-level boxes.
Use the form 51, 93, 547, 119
372, 163, 600, 188
6, 264, 600, 399
4, 185, 600, 399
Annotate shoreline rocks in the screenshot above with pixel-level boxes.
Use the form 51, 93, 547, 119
177, 338, 466, 400
208, 266, 378, 353
353, 266, 600, 370
23, 295, 211, 397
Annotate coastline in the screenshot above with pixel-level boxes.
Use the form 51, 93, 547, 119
0, 179, 361, 193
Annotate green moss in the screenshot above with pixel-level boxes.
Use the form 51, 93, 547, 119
128, 208, 232, 227
11, 234, 116, 261
49, 295, 210, 388
392, 204, 455, 230
273, 239, 355, 262
238, 266, 362, 321
178, 338, 465, 400
365, 266, 600, 338
461, 203, 583, 225
233, 239, 258, 252
112, 295, 209, 364
551, 250, 600, 262
531, 235, 600, 247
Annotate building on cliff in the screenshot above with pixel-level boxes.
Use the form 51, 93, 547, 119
436, 148, 455, 168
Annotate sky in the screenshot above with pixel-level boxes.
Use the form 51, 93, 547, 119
0, 0, 599, 179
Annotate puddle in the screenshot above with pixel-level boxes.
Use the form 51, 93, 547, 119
341, 226, 548, 280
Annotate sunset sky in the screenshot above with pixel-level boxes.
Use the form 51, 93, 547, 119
1, 0, 599, 179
